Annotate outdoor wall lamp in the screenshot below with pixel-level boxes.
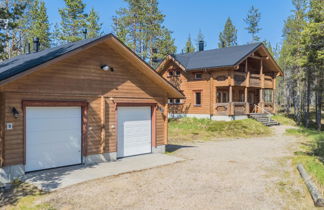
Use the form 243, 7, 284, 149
101, 65, 114, 72
11, 107, 19, 118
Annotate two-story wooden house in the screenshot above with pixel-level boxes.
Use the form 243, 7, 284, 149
157, 42, 283, 121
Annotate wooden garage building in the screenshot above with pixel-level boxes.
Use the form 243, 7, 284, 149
0, 34, 184, 183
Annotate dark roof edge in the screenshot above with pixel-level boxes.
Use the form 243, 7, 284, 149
0, 33, 185, 98
0, 34, 113, 83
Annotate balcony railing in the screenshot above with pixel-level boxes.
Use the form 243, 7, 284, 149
214, 72, 274, 88
214, 102, 249, 115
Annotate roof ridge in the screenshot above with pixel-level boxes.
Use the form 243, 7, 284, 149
175, 42, 263, 56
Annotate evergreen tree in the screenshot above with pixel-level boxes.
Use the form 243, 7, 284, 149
86, 8, 102, 39
113, 0, 176, 65
244, 6, 261, 42
24, 0, 50, 49
56, 0, 88, 43
279, 0, 308, 125
218, 17, 237, 48
300, 0, 323, 130
0, 0, 26, 60
183, 34, 195, 53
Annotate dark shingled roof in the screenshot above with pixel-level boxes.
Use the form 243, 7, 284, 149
0, 34, 112, 82
172, 42, 262, 70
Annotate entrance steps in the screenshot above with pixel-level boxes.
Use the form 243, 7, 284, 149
248, 113, 280, 127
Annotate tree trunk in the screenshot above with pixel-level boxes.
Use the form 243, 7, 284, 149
305, 69, 311, 127
316, 90, 322, 131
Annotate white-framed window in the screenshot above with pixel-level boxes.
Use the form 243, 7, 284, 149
168, 98, 182, 104
194, 73, 202, 80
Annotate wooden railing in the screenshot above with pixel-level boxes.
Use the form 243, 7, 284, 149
218, 72, 273, 88
215, 102, 249, 115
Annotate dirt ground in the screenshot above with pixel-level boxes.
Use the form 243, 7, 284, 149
8, 125, 318, 209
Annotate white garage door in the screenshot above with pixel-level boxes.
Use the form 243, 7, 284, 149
25, 107, 82, 172
117, 107, 152, 158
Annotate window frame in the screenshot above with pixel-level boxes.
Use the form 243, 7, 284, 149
194, 91, 202, 106
216, 90, 229, 103
194, 73, 203, 80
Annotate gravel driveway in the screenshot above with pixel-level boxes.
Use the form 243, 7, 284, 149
38, 125, 315, 210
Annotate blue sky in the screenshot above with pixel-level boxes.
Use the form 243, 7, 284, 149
44, 0, 293, 52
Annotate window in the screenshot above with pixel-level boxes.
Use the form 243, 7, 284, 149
263, 89, 273, 103
194, 91, 202, 106
195, 73, 202, 80
175, 70, 181, 76
168, 71, 173, 77
168, 98, 182, 104
217, 91, 229, 103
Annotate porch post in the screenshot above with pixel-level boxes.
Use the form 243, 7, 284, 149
209, 74, 214, 116
245, 87, 249, 114
259, 89, 264, 113
259, 59, 264, 113
229, 86, 233, 115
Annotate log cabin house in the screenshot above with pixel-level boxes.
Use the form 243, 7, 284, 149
0, 34, 184, 183
157, 42, 283, 121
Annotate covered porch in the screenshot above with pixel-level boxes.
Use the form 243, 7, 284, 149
214, 86, 274, 116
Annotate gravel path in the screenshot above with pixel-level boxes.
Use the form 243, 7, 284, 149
39, 125, 315, 210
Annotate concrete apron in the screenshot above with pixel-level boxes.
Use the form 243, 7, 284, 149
23, 153, 184, 192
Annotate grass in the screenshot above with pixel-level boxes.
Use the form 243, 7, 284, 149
0, 180, 52, 210
286, 127, 324, 187
272, 114, 297, 126
169, 118, 272, 142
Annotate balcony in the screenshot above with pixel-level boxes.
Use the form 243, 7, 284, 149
214, 72, 274, 88
214, 102, 274, 116
214, 102, 249, 115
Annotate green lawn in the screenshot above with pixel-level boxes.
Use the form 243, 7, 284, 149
169, 118, 272, 142
286, 127, 324, 187
272, 114, 297, 126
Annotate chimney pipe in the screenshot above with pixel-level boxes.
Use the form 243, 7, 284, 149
199, 40, 204, 52
33, 37, 40, 52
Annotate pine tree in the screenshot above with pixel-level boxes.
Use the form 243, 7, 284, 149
300, 0, 323, 130
279, 0, 308, 124
56, 0, 88, 43
218, 17, 237, 48
86, 8, 102, 39
113, 0, 176, 65
24, 0, 50, 49
0, 0, 26, 60
244, 6, 261, 42
183, 34, 195, 53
